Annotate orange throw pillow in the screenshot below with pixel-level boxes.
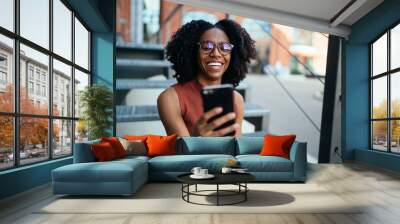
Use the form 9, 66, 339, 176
91, 142, 117, 162
101, 137, 127, 158
146, 134, 177, 157
260, 134, 296, 159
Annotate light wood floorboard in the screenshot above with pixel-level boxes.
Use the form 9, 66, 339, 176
1, 162, 400, 224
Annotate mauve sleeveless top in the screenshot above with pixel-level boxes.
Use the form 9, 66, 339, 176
172, 79, 204, 135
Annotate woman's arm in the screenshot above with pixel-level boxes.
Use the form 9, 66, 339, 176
233, 90, 244, 137
157, 87, 241, 137
157, 87, 190, 136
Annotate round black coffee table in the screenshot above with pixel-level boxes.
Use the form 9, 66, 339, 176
177, 173, 255, 206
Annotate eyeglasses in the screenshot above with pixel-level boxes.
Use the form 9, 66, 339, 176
198, 41, 234, 55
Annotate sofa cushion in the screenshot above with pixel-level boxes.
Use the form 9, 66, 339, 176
236, 155, 293, 172
236, 137, 263, 155
148, 154, 235, 172
52, 158, 147, 183
178, 137, 235, 155
118, 155, 150, 162
73, 139, 101, 163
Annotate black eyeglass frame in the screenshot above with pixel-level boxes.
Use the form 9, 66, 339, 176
198, 41, 234, 55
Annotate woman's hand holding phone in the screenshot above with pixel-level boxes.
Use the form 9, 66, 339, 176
192, 107, 240, 137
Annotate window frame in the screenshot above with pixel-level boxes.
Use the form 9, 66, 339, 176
370, 20, 400, 154
0, 0, 92, 171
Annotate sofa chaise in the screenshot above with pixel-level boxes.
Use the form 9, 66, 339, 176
52, 136, 307, 196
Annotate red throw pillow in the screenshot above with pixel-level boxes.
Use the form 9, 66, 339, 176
101, 137, 127, 158
91, 142, 117, 162
146, 134, 177, 157
259, 134, 296, 159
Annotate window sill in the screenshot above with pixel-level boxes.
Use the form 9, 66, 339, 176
0, 156, 72, 175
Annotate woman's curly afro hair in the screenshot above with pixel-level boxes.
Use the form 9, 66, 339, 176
165, 19, 256, 87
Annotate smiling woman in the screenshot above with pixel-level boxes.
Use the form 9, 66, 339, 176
157, 19, 256, 137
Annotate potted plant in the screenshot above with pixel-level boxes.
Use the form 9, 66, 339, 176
79, 84, 113, 140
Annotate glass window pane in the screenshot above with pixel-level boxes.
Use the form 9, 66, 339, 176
391, 72, 400, 118
53, 0, 72, 60
0, 35, 14, 112
74, 69, 89, 118
53, 119, 72, 158
391, 120, 400, 153
75, 120, 88, 143
20, 44, 49, 115
391, 24, 400, 70
372, 77, 387, 119
74, 17, 89, 70
20, 117, 49, 165
372, 33, 387, 76
53, 59, 72, 117
20, 0, 49, 49
0, 0, 14, 31
0, 116, 14, 170
372, 121, 388, 151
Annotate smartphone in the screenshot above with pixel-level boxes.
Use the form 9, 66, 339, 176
201, 84, 235, 136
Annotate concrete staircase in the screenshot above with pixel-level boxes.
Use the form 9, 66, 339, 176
116, 43, 171, 79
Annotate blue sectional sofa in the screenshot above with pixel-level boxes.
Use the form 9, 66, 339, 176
52, 137, 307, 196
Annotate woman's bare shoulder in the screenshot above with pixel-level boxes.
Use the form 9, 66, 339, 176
233, 90, 244, 104
158, 86, 178, 102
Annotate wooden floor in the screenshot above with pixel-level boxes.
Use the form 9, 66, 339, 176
1, 162, 400, 224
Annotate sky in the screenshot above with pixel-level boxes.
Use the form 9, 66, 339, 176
371, 32, 387, 108
392, 25, 400, 70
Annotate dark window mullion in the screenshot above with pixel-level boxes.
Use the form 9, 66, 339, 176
0, 26, 17, 39
370, 45, 373, 149
372, 118, 397, 121
0, 112, 79, 120
88, 31, 91, 74
49, 0, 53, 160
371, 67, 400, 78
14, 0, 20, 167
71, 10, 76, 154
388, 30, 391, 152
74, 64, 90, 74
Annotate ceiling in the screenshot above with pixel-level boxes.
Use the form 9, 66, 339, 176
166, 0, 384, 38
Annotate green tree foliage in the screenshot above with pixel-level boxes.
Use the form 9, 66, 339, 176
372, 100, 387, 139
79, 84, 113, 140
372, 99, 400, 141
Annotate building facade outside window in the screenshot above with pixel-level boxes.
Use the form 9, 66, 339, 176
0, 54, 7, 90
28, 81, 34, 94
0, 71, 6, 85
370, 23, 400, 154
28, 66, 34, 79
0, 0, 91, 170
